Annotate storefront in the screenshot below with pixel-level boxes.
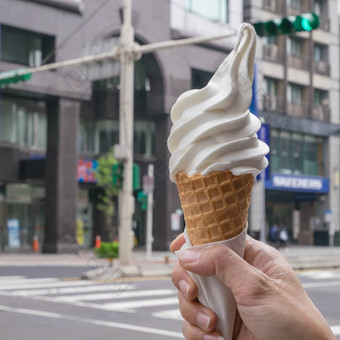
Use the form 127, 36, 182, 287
265, 174, 330, 245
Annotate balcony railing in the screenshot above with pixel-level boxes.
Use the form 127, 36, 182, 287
263, 44, 284, 63
313, 61, 330, 76
318, 15, 330, 31
312, 105, 330, 122
262, 95, 285, 113
287, 101, 310, 118
262, 0, 285, 13
287, 54, 310, 70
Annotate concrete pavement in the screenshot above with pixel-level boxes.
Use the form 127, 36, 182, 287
1, 244, 340, 279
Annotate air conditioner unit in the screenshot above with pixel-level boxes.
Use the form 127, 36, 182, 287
264, 0, 276, 11
264, 96, 277, 111
317, 61, 327, 73
264, 45, 279, 61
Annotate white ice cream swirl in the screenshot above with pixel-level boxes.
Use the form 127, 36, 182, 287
168, 23, 269, 182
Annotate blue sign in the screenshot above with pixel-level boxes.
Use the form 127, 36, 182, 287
7, 219, 20, 248
266, 174, 329, 193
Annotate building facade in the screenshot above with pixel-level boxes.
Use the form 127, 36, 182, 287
246, 0, 340, 245
0, 0, 338, 252
0, 0, 244, 252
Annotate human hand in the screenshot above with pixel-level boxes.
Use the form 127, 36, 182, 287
171, 234, 336, 340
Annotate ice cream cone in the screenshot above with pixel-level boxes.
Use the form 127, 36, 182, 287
176, 170, 254, 246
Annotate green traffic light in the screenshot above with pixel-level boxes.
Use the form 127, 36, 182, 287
253, 13, 319, 37
0, 70, 32, 86
300, 13, 319, 31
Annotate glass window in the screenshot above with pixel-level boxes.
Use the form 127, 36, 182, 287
1, 25, 55, 66
192, 69, 214, 89
270, 130, 280, 173
314, 89, 326, 107
0, 97, 46, 149
314, 43, 327, 63
265, 36, 278, 45
185, 0, 228, 23
288, 37, 302, 57
292, 133, 303, 175
314, 0, 325, 15
288, 83, 303, 105
265, 77, 277, 96
280, 131, 292, 174
289, 0, 301, 10
270, 129, 324, 177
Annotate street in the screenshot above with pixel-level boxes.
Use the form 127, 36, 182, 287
0, 268, 339, 339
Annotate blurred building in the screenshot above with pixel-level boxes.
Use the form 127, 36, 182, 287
246, 0, 340, 245
0, 0, 244, 252
0, 0, 338, 252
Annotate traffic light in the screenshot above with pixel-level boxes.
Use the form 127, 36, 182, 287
133, 163, 140, 191
253, 13, 319, 37
112, 163, 124, 189
0, 70, 32, 86
137, 190, 147, 211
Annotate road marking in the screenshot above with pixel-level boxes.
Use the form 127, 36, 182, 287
299, 271, 340, 279
0, 280, 93, 290
302, 281, 340, 289
0, 278, 58, 286
9, 283, 136, 296
0, 276, 25, 280
331, 325, 340, 335
103, 297, 179, 310
0, 305, 183, 338
55, 289, 177, 302
153, 309, 183, 321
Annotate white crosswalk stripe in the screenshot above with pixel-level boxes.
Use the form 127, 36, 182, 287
0, 276, 179, 320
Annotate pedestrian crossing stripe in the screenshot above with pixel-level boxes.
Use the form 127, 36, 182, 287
152, 309, 183, 321
53, 289, 177, 302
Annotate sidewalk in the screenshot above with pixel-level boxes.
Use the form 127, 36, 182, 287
0, 245, 340, 279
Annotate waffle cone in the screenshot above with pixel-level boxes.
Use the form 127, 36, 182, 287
175, 170, 254, 246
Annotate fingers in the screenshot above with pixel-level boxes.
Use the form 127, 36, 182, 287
170, 233, 186, 252
178, 244, 263, 292
171, 261, 198, 301
178, 291, 218, 332
182, 321, 223, 340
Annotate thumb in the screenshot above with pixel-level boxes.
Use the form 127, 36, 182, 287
178, 244, 261, 291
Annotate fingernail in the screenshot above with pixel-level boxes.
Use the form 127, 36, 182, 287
197, 312, 211, 329
179, 250, 199, 263
178, 280, 190, 298
203, 334, 224, 340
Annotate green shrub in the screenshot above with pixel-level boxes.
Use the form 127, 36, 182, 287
95, 241, 119, 259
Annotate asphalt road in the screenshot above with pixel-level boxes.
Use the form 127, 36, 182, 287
0, 267, 339, 339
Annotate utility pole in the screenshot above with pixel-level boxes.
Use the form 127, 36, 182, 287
118, 0, 135, 266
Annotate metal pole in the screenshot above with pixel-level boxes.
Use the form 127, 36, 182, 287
118, 0, 134, 266
146, 164, 154, 260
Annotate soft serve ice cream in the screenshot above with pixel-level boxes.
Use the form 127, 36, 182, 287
170, 24, 269, 340
168, 23, 269, 181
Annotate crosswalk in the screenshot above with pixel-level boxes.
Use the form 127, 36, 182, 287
0, 275, 182, 321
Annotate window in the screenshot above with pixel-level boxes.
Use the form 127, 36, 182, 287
313, 89, 328, 108
287, 37, 302, 57
288, 83, 303, 105
0, 98, 47, 149
289, 0, 301, 10
314, 43, 327, 63
270, 129, 324, 176
0, 25, 55, 66
314, 0, 325, 15
265, 36, 278, 46
185, 0, 228, 23
265, 78, 277, 96
79, 119, 155, 156
192, 69, 214, 89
